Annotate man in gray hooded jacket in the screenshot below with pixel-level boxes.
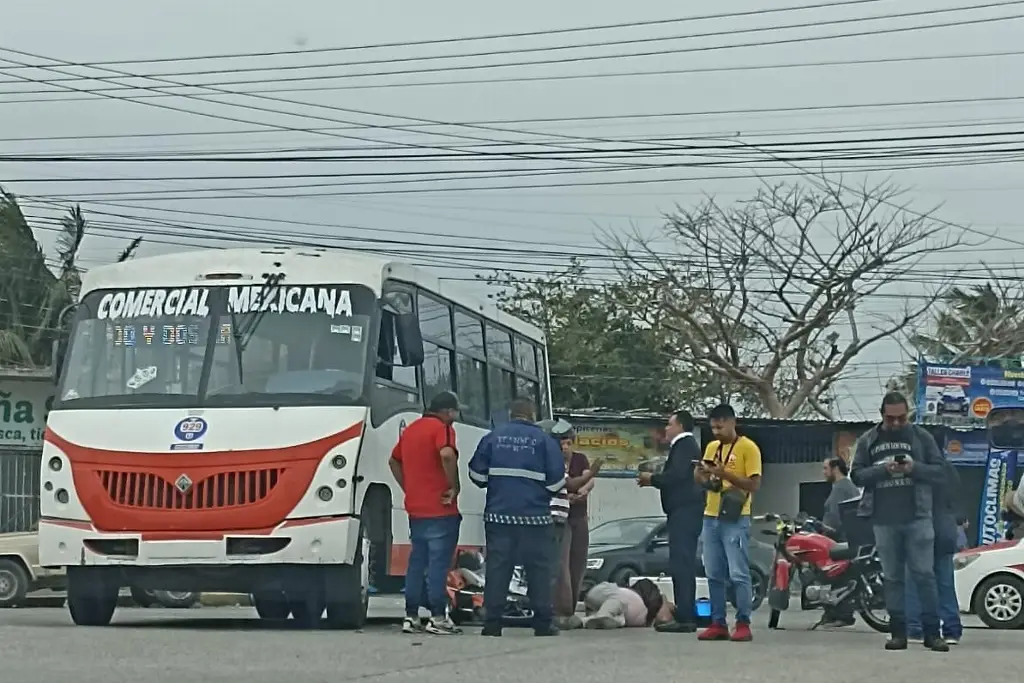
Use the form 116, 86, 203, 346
850, 392, 950, 652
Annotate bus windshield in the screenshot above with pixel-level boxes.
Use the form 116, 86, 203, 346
57, 283, 376, 409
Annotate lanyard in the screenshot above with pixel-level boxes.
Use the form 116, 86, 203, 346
714, 440, 737, 468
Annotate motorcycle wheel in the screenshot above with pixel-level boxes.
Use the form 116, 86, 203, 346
768, 609, 781, 629
855, 592, 891, 633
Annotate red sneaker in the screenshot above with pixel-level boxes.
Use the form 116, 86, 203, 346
697, 623, 730, 641
730, 621, 753, 642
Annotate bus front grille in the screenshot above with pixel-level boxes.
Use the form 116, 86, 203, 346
96, 468, 285, 510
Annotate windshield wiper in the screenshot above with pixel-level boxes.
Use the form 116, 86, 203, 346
230, 270, 286, 383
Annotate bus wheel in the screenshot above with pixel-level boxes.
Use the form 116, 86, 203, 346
67, 568, 118, 627
252, 591, 291, 620
326, 528, 369, 630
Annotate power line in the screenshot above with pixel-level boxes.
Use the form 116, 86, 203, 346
7, 48, 1022, 102
0, 51, 650, 171
5, 1, 1017, 91
0, 1, 908, 71
20, 150, 1024, 201
5, 128, 1024, 165
6, 11, 1024, 103
2, 95, 1021, 145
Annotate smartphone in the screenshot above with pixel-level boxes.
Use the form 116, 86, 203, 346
893, 454, 908, 464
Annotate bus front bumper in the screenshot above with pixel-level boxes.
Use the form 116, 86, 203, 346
38, 515, 360, 567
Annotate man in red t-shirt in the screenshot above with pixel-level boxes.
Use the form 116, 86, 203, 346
389, 391, 462, 635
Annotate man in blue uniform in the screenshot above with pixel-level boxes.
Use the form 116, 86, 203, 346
468, 396, 565, 637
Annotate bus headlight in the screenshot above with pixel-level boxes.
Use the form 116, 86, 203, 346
331, 455, 347, 469
316, 486, 334, 502
55, 489, 70, 504
953, 553, 980, 571
48, 457, 63, 472
586, 558, 604, 570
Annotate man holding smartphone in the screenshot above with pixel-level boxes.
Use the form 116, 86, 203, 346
850, 392, 951, 652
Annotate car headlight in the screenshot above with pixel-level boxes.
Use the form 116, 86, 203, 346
586, 558, 604, 570
953, 553, 980, 571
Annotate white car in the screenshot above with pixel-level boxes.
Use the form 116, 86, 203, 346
954, 539, 1024, 629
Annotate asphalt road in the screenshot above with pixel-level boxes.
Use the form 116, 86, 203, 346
0, 601, 1019, 683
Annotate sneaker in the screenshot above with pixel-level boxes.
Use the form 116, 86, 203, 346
944, 637, 960, 646
697, 623, 731, 641
584, 615, 620, 630
730, 621, 753, 642
402, 617, 424, 634
554, 615, 583, 630
424, 616, 461, 635
885, 637, 908, 651
655, 620, 698, 633
923, 636, 950, 652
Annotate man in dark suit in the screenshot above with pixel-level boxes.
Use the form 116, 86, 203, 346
638, 409, 705, 633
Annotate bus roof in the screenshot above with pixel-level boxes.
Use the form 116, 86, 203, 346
80, 246, 546, 342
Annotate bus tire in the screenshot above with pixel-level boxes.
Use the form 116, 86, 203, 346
67, 568, 118, 627
288, 583, 326, 630
325, 526, 369, 630
252, 591, 291, 620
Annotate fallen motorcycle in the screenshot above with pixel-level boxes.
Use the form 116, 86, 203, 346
446, 550, 533, 626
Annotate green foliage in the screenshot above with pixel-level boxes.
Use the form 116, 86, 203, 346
0, 187, 142, 369
485, 259, 757, 413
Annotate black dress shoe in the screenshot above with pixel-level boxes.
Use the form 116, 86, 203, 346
923, 636, 950, 652
534, 624, 559, 637
655, 620, 698, 633
480, 625, 502, 637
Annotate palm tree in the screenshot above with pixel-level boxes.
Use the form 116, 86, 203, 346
894, 279, 1024, 398
912, 281, 1024, 363
0, 188, 142, 368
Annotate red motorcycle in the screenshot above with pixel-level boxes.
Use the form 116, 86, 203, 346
757, 512, 889, 633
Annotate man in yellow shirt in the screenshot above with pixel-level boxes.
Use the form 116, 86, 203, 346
694, 404, 762, 642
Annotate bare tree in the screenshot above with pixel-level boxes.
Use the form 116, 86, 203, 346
604, 177, 966, 419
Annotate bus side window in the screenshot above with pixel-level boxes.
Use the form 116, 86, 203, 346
375, 311, 417, 388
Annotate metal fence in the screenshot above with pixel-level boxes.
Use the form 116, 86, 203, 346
0, 448, 40, 533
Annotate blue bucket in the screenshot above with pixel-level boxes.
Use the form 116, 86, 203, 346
695, 598, 712, 618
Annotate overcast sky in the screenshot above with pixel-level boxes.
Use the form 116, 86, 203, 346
2, 0, 1023, 419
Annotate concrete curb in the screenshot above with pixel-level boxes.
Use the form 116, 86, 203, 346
198, 593, 251, 607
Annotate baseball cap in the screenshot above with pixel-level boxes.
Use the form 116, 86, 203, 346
428, 391, 460, 413
539, 418, 574, 438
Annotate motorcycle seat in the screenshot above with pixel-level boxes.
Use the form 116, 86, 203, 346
828, 543, 857, 561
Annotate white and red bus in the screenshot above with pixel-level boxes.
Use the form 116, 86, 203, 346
38, 246, 551, 628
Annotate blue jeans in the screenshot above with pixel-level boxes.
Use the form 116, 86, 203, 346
702, 515, 752, 625
405, 515, 461, 618
906, 551, 962, 639
873, 518, 939, 638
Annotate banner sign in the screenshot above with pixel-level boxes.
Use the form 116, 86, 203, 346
572, 422, 679, 478
977, 448, 1018, 546
916, 363, 1024, 428
942, 429, 1024, 466
0, 380, 53, 449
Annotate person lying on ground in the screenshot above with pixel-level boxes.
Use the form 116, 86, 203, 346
576, 578, 665, 629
